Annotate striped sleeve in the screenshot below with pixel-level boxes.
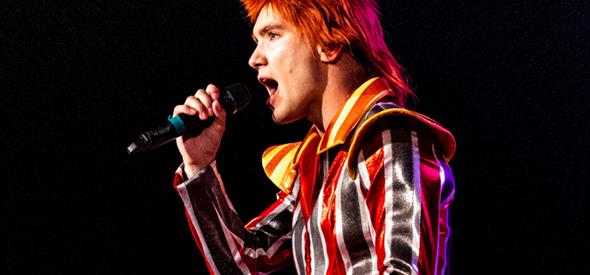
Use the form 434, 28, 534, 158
338, 117, 420, 274
351, 117, 454, 275
174, 164, 294, 274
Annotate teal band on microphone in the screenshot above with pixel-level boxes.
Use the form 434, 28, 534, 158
168, 115, 186, 134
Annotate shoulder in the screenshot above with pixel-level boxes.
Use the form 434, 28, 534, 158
346, 107, 456, 178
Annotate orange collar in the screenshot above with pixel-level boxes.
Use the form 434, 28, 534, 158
261, 77, 397, 193
307, 77, 393, 154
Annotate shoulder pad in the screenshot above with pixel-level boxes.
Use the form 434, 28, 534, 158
346, 108, 456, 178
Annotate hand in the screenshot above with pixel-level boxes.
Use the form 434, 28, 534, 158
173, 84, 226, 178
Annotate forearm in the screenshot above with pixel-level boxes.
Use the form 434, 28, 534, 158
174, 164, 293, 274
175, 164, 249, 274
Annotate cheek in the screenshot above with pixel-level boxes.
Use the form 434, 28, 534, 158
284, 51, 298, 74
286, 50, 315, 77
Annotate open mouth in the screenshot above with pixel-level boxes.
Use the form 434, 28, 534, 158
259, 78, 279, 96
259, 77, 278, 111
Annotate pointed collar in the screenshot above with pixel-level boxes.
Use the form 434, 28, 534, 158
301, 77, 393, 154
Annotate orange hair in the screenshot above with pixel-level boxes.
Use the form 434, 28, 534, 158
240, 0, 412, 106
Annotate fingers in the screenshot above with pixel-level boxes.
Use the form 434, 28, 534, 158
205, 83, 221, 101
173, 104, 197, 117
212, 100, 226, 120
206, 84, 226, 119
173, 84, 225, 120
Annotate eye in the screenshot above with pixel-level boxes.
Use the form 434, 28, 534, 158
268, 31, 279, 41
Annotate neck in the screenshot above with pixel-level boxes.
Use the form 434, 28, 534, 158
308, 54, 368, 135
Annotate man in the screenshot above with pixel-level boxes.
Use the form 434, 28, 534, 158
172, 0, 456, 274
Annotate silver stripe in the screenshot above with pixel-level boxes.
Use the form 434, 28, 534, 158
382, 128, 422, 274
250, 194, 292, 231
357, 151, 372, 192
308, 183, 328, 275
382, 129, 395, 272
291, 176, 301, 203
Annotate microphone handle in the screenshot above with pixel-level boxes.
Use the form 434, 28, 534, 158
127, 114, 214, 154
127, 83, 250, 155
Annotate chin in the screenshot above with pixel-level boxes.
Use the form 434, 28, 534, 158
271, 115, 288, 125
274, 115, 301, 126
271, 107, 303, 125
270, 111, 287, 125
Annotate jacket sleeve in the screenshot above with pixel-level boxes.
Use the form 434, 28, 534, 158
174, 163, 295, 274
352, 117, 455, 275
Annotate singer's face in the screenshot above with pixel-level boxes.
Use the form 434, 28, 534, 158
249, 6, 325, 125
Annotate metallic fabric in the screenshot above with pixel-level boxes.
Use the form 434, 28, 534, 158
174, 77, 456, 274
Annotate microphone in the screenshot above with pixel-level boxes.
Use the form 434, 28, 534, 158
127, 83, 251, 155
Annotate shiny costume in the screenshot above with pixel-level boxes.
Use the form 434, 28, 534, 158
174, 77, 456, 274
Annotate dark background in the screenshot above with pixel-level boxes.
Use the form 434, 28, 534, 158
2, 0, 588, 274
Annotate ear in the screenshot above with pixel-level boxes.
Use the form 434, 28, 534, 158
317, 44, 343, 63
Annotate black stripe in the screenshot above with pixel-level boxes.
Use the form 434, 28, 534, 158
291, 207, 306, 274
248, 207, 293, 251
340, 174, 373, 273
309, 197, 326, 272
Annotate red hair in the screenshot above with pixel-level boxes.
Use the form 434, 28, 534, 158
241, 0, 412, 106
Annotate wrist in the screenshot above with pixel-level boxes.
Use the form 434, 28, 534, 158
183, 158, 217, 178
184, 164, 206, 179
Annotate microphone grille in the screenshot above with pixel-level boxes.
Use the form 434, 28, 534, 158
223, 83, 251, 114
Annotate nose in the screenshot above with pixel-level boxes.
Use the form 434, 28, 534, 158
248, 43, 267, 70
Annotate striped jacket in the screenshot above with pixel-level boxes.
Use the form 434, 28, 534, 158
174, 77, 456, 274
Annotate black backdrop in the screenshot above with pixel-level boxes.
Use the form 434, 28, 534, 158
2, 0, 588, 274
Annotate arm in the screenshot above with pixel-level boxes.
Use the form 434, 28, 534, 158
353, 118, 454, 274
172, 84, 294, 274
174, 163, 294, 274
